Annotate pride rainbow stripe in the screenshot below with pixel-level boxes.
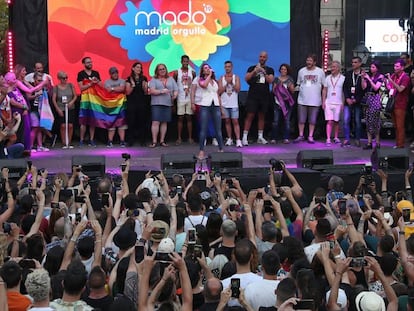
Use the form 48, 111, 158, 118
79, 83, 127, 129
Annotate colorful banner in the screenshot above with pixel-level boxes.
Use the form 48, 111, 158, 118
48, 0, 290, 91
79, 83, 127, 129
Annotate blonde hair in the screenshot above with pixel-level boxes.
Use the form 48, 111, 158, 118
25, 269, 51, 302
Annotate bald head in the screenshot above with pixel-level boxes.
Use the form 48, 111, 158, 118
54, 217, 65, 239
259, 51, 268, 66
204, 277, 223, 302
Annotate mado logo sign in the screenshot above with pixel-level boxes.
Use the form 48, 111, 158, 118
134, 0, 211, 36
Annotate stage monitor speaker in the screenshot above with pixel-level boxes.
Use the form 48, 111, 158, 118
371, 147, 409, 170
209, 152, 243, 172
0, 159, 28, 180
296, 150, 333, 169
161, 153, 195, 171
72, 156, 106, 179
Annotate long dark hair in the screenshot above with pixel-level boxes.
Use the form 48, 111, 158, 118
129, 62, 145, 81
199, 63, 216, 81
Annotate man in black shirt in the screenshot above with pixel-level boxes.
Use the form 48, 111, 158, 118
199, 278, 223, 311
242, 51, 275, 146
77, 56, 101, 147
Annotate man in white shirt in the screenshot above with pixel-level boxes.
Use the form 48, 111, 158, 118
294, 54, 326, 144
322, 61, 345, 145
245, 250, 280, 310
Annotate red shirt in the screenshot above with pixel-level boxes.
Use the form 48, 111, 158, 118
7, 291, 31, 311
391, 72, 410, 109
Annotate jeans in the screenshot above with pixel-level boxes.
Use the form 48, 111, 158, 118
198, 105, 224, 151
7, 143, 24, 158
343, 104, 362, 140
272, 106, 292, 140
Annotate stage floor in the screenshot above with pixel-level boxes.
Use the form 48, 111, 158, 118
28, 138, 414, 174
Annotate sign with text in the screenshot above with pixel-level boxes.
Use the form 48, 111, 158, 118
365, 19, 407, 53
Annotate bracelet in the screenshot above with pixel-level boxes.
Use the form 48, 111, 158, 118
70, 236, 78, 243
399, 231, 405, 235
146, 211, 153, 215
347, 223, 354, 226
139, 238, 147, 245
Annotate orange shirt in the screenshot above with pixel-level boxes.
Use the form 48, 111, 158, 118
7, 291, 31, 311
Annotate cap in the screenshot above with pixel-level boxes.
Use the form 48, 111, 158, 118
109, 67, 118, 74
150, 220, 169, 243
397, 200, 414, 213
355, 291, 385, 311
157, 237, 175, 253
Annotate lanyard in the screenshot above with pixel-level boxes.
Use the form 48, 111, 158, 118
352, 72, 359, 86
330, 74, 340, 90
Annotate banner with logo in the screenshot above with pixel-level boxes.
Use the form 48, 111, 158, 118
48, 0, 290, 91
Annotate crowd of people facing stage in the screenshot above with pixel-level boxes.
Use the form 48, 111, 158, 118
1, 153, 414, 310
0, 52, 413, 158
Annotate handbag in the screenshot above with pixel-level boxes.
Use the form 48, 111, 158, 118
384, 95, 395, 113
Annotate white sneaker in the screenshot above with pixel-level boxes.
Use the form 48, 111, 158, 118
257, 137, 268, 144
410, 141, 414, 148
236, 139, 243, 148
37, 146, 49, 152
242, 138, 249, 146
212, 138, 219, 146
225, 138, 233, 146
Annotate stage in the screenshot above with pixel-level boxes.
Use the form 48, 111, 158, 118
22, 137, 414, 197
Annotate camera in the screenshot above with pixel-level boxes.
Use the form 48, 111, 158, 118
122, 153, 131, 160
230, 278, 240, 298
350, 257, 367, 267
269, 158, 284, 171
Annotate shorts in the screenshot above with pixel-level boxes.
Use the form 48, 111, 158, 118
56, 109, 76, 125
324, 103, 341, 122
245, 96, 269, 114
151, 105, 172, 122
222, 107, 239, 119
297, 104, 320, 125
177, 100, 193, 116
30, 111, 40, 127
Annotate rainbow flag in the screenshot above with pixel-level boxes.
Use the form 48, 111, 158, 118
79, 83, 126, 129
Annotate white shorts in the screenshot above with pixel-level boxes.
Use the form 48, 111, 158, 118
177, 100, 193, 116
324, 103, 341, 122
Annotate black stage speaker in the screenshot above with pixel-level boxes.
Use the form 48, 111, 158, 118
296, 150, 333, 169
371, 147, 409, 170
209, 152, 243, 172
72, 156, 106, 179
0, 159, 28, 180
161, 153, 195, 177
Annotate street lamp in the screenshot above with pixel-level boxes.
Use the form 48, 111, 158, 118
352, 41, 371, 64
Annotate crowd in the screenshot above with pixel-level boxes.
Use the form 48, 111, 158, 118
0, 51, 413, 159
0, 154, 414, 311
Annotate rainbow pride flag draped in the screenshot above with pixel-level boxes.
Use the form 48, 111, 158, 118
79, 82, 126, 129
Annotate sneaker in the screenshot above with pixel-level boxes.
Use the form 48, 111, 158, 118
333, 138, 341, 144
270, 140, 277, 144
283, 139, 290, 144
242, 138, 249, 146
225, 138, 233, 146
257, 137, 268, 144
293, 136, 305, 143
341, 140, 351, 147
37, 146, 49, 152
79, 140, 84, 147
106, 141, 113, 148
89, 140, 97, 147
212, 138, 219, 146
31, 148, 37, 153
236, 139, 243, 148
62, 145, 69, 149
307, 136, 315, 144
326, 139, 331, 146
120, 141, 126, 148
69, 145, 74, 149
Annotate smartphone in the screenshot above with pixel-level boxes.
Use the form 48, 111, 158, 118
2, 222, 11, 234
264, 200, 273, 213
101, 193, 110, 207
338, 199, 347, 215
256, 192, 263, 199
121, 164, 127, 172
226, 179, 233, 186
176, 186, 182, 196
403, 208, 411, 223
75, 166, 82, 173
229, 204, 239, 212
75, 196, 86, 203
51, 202, 59, 209
230, 278, 240, 298
135, 245, 145, 263
293, 299, 315, 310
155, 252, 172, 262
27, 160, 32, 170
193, 244, 202, 260
75, 212, 81, 223
350, 257, 367, 268
188, 228, 196, 244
